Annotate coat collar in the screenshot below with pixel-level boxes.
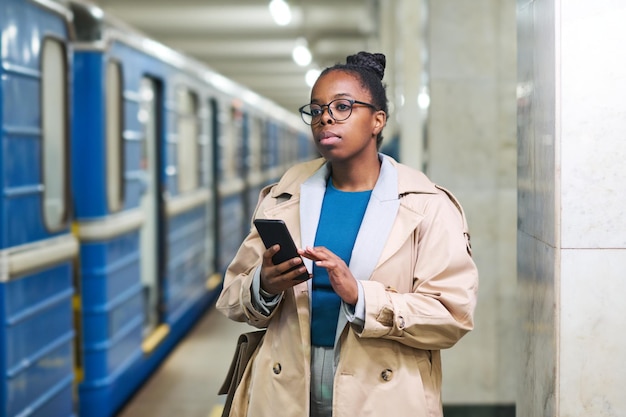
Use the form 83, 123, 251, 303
270, 154, 439, 200
266, 154, 440, 276
298, 156, 401, 275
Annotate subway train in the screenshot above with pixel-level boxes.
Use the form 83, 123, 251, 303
0, 0, 316, 416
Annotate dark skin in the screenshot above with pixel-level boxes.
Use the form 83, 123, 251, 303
260, 70, 387, 305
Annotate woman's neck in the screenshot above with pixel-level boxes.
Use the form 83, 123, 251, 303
329, 157, 381, 192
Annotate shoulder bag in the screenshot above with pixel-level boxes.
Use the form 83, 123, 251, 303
218, 330, 266, 417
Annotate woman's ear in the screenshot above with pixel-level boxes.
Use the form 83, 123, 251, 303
372, 110, 387, 135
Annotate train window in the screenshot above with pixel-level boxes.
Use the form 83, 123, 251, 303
198, 100, 213, 188
139, 77, 162, 336
220, 107, 235, 180
228, 105, 244, 178
248, 116, 263, 175
41, 37, 69, 231
177, 88, 199, 193
106, 60, 124, 212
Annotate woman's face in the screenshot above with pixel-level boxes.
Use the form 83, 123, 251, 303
308, 70, 385, 163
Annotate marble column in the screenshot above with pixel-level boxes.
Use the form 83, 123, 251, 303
517, 0, 626, 415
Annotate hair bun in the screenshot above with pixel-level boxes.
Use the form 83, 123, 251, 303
346, 51, 386, 80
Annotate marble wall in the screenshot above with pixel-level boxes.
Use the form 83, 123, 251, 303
517, 0, 626, 415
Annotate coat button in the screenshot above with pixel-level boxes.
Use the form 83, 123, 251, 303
398, 316, 405, 329
381, 369, 393, 381
273, 362, 282, 374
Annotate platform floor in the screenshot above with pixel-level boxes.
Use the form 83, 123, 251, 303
116, 305, 255, 417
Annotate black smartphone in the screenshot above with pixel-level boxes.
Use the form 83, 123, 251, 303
253, 219, 310, 281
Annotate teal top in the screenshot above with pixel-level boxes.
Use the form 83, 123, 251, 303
310, 180, 372, 347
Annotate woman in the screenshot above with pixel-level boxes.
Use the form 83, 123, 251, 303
216, 51, 478, 417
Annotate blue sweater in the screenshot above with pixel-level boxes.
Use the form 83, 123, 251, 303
311, 181, 372, 347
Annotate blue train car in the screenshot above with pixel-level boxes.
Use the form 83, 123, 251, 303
212, 89, 314, 274
297, 129, 317, 163
0, 0, 77, 416
68, 3, 221, 416
1, 0, 313, 416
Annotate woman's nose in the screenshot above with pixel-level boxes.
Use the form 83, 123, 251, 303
320, 106, 334, 125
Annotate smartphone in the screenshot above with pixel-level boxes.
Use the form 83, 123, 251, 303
253, 219, 310, 281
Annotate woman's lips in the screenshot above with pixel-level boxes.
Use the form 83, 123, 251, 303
318, 131, 341, 146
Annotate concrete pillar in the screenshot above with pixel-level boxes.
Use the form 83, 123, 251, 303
428, 0, 517, 408
396, 0, 424, 170
377, 0, 399, 142
378, 0, 518, 411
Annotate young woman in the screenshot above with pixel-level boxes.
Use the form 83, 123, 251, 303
216, 51, 478, 417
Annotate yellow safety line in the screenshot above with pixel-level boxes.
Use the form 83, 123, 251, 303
206, 273, 223, 290
72, 289, 84, 383
141, 324, 170, 354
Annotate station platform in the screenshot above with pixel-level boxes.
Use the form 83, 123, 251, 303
116, 305, 255, 417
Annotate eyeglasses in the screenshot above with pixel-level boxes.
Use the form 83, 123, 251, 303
298, 98, 377, 125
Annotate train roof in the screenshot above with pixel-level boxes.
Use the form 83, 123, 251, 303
35, 0, 307, 132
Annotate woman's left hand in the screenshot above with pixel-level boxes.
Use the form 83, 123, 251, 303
300, 246, 359, 305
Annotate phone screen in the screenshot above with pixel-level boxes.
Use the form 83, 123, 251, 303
253, 219, 309, 280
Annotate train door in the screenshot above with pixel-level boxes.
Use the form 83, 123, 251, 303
245, 115, 264, 222
0, 2, 77, 416
209, 98, 221, 274
213, 102, 247, 274
203, 98, 219, 290
138, 77, 163, 337
241, 112, 251, 231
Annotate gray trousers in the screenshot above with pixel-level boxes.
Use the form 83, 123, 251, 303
310, 345, 334, 417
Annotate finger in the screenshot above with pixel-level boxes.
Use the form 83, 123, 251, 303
282, 256, 311, 281
262, 244, 280, 265
263, 259, 309, 293
314, 259, 340, 270
302, 246, 331, 261
276, 256, 303, 274
284, 265, 311, 281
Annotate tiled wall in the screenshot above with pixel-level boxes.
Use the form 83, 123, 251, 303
517, 0, 626, 415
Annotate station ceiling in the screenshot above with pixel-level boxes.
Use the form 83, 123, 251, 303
91, 0, 379, 115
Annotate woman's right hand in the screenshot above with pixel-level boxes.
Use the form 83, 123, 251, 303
260, 244, 310, 295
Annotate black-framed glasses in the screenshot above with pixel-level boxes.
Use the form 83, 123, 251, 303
298, 98, 377, 125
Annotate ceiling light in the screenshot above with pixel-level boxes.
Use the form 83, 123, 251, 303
292, 44, 312, 67
305, 69, 321, 87
417, 87, 430, 110
269, 0, 291, 26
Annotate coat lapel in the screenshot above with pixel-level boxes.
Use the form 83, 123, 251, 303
348, 156, 400, 281
333, 156, 401, 346
261, 189, 314, 352
299, 164, 329, 274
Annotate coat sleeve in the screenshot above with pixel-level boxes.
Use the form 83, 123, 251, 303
357, 191, 478, 350
215, 185, 282, 328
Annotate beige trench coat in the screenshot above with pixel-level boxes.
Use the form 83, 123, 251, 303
216, 155, 478, 417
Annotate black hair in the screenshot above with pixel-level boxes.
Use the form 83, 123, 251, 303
319, 51, 389, 148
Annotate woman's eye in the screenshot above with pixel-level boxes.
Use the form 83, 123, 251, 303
335, 104, 350, 111
311, 108, 323, 116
